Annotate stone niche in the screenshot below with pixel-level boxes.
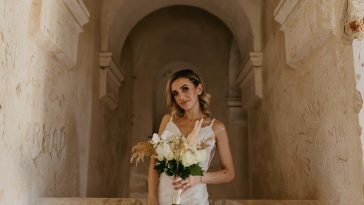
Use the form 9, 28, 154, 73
29, 0, 90, 68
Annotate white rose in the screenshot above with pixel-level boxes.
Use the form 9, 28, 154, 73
155, 142, 172, 161
195, 149, 206, 162
181, 150, 199, 167
151, 133, 160, 144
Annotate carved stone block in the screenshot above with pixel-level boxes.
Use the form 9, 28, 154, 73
237, 52, 263, 110
30, 0, 90, 68
99, 52, 125, 110
274, 0, 336, 69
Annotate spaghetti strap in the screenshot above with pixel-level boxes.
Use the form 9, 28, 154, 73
209, 119, 216, 127
169, 113, 174, 122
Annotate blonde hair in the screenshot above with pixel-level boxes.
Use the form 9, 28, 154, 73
165, 69, 211, 117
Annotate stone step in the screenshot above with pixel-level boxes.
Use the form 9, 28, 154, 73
35, 198, 320, 205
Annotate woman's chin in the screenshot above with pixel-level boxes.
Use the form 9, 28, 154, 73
179, 103, 190, 110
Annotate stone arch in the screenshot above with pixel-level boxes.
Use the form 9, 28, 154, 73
101, 0, 262, 64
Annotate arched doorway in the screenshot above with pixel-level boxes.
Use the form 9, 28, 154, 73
99, 0, 262, 199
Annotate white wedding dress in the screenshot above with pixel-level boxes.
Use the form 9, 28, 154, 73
158, 116, 216, 205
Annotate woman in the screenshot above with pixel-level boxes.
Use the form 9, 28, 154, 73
148, 69, 235, 205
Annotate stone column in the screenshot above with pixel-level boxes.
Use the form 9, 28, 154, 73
275, 0, 363, 203
237, 51, 263, 197
344, 0, 364, 197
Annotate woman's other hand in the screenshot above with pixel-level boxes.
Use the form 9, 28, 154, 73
172, 175, 202, 193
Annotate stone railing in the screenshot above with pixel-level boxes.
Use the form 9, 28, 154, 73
35, 198, 320, 205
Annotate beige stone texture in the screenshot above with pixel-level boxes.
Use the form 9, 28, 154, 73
249, 0, 363, 204
1, 0, 364, 204
0, 0, 101, 204
35, 197, 320, 205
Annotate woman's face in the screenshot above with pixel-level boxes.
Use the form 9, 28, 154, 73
170, 77, 202, 111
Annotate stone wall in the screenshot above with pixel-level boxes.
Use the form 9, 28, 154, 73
0, 0, 101, 204
248, 0, 363, 204
353, 39, 364, 196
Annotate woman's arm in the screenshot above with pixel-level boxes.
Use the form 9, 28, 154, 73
177, 120, 235, 191
201, 120, 235, 184
147, 113, 171, 204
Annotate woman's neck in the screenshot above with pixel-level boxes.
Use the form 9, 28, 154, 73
183, 107, 204, 121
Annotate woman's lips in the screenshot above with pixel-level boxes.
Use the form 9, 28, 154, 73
180, 100, 189, 105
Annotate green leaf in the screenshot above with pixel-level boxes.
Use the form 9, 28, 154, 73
154, 159, 166, 175
189, 164, 203, 176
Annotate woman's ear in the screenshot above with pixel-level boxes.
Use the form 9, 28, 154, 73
197, 84, 203, 95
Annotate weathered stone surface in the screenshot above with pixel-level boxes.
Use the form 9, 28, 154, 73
353, 39, 364, 194
0, 0, 100, 204
251, 1, 363, 204
35, 198, 320, 205
237, 52, 263, 110
274, 0, 337, 69
344, 0, 364, 39
29, 0, 90, 68
99, 52, 124, 110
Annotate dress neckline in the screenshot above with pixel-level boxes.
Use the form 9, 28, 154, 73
168, 120, 214, 137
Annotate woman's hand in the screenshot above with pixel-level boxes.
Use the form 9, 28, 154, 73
187, 119, 203, 145
172, 175, 202, 193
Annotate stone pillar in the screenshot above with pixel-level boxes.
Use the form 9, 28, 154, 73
275, 0, 363, 203
237, 51, 263, 197
344, 0, 364, 197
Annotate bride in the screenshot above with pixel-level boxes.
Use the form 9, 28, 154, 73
148, 69, 235, 205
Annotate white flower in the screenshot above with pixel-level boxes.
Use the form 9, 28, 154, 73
160, 130, 171, 140
151, 133, 160, 144
181, 149, 206, 167
195, 149, 206, 162
155, 142, 172, 161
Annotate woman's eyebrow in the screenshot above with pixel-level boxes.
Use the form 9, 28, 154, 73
180, 84, 188, 89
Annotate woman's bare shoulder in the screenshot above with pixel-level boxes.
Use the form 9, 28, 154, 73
158, 113, 172, 134
162, 113, 172, 121
211, 119, 226, 133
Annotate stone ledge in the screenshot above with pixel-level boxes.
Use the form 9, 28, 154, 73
34, 198, 321, 205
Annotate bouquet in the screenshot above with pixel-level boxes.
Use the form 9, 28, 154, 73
130, 121, 213, 205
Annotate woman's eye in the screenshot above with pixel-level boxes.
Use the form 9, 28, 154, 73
171, 92, 177, 97
182, 87, 189, 92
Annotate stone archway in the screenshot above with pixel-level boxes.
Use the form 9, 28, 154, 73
116, 5, 252, 198
101, 0, 262, 63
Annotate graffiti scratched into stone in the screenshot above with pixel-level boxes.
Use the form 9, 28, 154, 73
26, 122, 68, 165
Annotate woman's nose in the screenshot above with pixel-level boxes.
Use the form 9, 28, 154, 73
178, 94, 186, 101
